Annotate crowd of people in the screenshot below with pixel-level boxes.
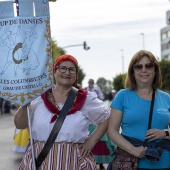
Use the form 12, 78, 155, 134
4, 50, 169, 170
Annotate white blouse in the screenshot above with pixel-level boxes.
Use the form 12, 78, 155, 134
29, 91, 110, 143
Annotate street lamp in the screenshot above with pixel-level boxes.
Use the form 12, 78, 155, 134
62, 41, 90, 50
120, 49, 124, 73
140, 33, 145, 50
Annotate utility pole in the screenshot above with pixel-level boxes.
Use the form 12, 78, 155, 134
140, 33, 145, 50
120, 49, 124, 73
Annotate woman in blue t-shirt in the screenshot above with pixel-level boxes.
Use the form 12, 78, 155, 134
108, 50, 170, 170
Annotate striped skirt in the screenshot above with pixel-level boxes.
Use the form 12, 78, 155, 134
18, 141, 97, 170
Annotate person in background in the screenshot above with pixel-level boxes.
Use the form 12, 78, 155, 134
0, 98, 11, 114
85, 79, 104, 101
85, 79, 116, 170
0, 98, 3, 115
108, 50, 170, 170
4, 100, 11, 113
14, 54, 110, 170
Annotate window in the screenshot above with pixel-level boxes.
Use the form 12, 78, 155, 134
161, 33, 167, 40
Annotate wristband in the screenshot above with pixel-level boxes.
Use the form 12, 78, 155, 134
164, 130, 170, 137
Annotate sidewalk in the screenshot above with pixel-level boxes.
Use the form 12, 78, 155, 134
0, 113, 24, 170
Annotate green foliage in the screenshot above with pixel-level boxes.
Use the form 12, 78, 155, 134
113, 73, 126, 91
122, 73, 127, 87
52, 40, 65, 64
77, 66, 86, 86
159, 59, 170, 92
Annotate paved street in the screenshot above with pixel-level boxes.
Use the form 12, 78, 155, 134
0, 113, 23, 170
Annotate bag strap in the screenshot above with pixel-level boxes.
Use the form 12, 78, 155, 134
35, 87, 78, 169
143, 89, 156, 147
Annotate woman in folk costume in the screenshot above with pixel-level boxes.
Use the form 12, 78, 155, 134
14, 54, 110, 170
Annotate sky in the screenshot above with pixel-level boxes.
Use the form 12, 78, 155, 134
49, 0, 170, 88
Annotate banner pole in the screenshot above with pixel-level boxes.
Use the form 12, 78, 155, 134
27, 106, 36, 170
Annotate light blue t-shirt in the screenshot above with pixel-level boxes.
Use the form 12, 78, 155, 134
110, 89, 170, 169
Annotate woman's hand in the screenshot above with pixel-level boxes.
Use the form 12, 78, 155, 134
130, 146, 147, 158
79, 137, 96, 157
145, 129, 165, 141
79, 119, 109, 157
14, 104, 30, 129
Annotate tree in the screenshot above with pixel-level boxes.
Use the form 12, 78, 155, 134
77, 66, 86, 86
51, 40, 65, 63
159, 59, 170, 92
113, 73, 127, 91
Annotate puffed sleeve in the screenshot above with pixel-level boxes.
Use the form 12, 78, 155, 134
82, 91, 110, 125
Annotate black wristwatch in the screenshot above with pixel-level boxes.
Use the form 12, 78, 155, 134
164, 130, 170, 137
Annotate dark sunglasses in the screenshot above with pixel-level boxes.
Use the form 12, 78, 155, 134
133, 62, 155, 71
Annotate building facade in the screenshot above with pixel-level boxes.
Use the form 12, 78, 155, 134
160, 10, 170, 60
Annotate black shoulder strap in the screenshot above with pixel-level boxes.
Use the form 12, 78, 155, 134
35, 87, 78, 169
143, 89, 156, 147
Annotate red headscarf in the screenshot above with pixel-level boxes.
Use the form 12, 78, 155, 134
53, 54, 78, 87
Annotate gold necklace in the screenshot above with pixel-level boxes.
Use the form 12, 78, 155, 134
47, 91, 61, 110
136, 90, 152, 100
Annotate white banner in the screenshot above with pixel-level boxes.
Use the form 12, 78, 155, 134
0, 0, 53, 106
